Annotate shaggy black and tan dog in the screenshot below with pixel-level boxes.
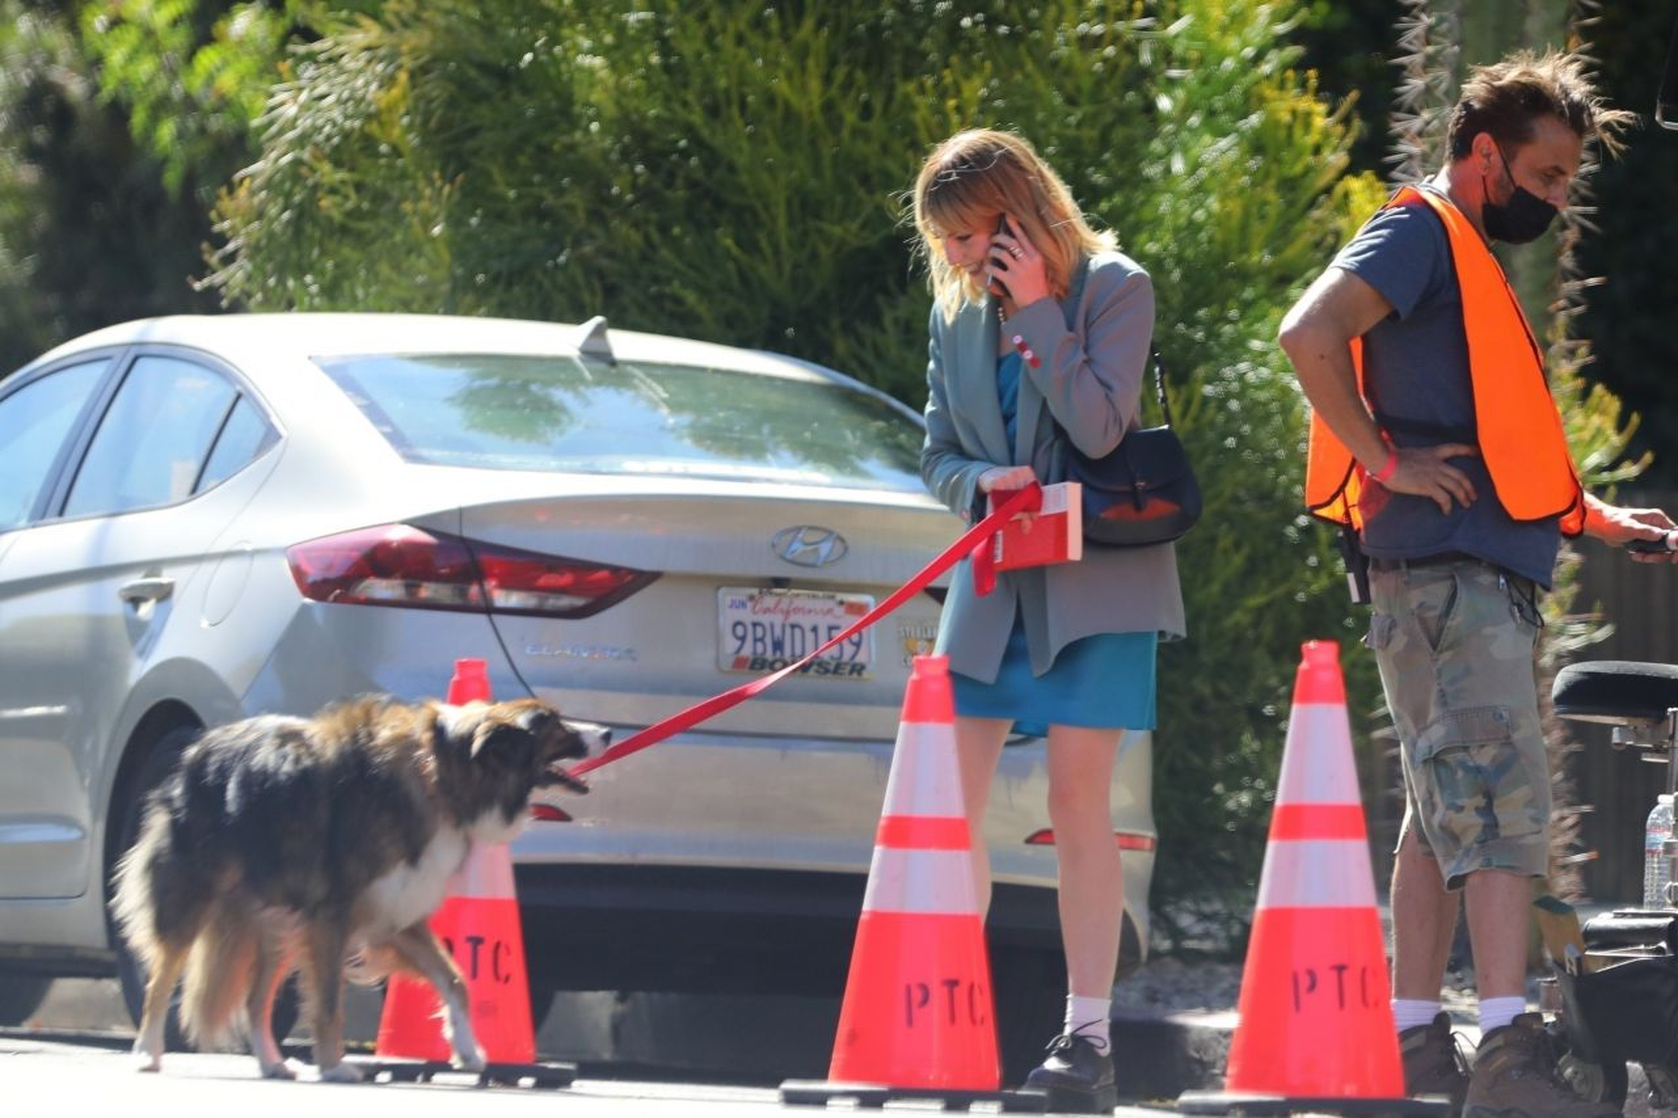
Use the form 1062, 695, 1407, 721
112, 695, 605, 1081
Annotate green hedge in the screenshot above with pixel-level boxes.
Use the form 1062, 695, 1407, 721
206, 0, 1384, 947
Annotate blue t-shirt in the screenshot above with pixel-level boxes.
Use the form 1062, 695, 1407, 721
1331, 187, 1560, 587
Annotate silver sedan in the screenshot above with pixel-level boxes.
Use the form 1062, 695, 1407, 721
0, 313, 1154, 1052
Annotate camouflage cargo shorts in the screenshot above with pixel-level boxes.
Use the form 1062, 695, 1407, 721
1365, 558, 1549, 890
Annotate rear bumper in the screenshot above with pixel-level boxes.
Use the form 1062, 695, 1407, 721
514, 863, 1140, 996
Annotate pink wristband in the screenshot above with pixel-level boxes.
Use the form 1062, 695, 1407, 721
1371, 440, 1398, 484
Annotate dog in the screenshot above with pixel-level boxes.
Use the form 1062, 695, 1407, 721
111, 695, 606, 1081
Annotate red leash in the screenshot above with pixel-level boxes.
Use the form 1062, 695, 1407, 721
567, 482, 1043, 777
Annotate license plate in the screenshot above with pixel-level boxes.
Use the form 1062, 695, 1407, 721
717, 587, 874, 678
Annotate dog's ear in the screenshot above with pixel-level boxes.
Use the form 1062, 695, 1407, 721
513, 702, 560, 739
470, 719, 520, 762
468, 701, 558, 759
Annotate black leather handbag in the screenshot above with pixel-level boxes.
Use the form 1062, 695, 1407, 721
1064, 349, 1201, 547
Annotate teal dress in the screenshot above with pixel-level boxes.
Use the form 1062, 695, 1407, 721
950, 352, 1158, 734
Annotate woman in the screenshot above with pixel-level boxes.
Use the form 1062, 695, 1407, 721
912, 128, 1185, 1111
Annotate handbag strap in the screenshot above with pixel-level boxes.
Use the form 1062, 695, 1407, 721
1064, 254, 1176, 429
1148, 349, 1175, 429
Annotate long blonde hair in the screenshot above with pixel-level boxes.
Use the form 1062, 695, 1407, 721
910, 129, 1115, 321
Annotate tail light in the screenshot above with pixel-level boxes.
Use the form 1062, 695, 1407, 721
287, 524, 658, 619
1025, 828, 1156, 852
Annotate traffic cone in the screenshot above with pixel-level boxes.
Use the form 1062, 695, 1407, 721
782, 656, 1030, 1109
373, 841, 536, 1064
446, 657, 492, 705
1179, 641, 1445, 1116
367, 658, 571, 1087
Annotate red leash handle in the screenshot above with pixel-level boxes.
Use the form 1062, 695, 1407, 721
566, 482, 1043, 777
968, 482, 1042, 596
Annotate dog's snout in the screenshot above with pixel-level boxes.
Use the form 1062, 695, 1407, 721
577, 722, 610, 757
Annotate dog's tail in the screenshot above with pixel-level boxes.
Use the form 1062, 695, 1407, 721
110, 804, 169, 977
113, 797, 257, 1051
178, 900, 259, 1050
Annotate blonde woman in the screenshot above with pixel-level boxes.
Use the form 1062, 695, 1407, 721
912, 128, 1184, 1111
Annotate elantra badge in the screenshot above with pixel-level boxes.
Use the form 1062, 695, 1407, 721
772, 526, 848, 568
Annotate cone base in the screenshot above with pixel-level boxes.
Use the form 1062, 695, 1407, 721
1178, 1090, 1453, 1116
780, 1079, 1048, 1112
827, 910, 1000, 1091
376, 973, 453, 1062
349, 1058, 576, 1090
1224, 906, 1403, 1098
373, 894, 536, 1064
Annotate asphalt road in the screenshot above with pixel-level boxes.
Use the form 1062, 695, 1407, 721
2, 1030, 1189, 1117
9, 977, 1188, 1116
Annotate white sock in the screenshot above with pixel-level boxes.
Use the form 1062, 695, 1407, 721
1393, 998, 1442, 1033
1478, 996, 1525, 1034
1065, 994, 1111, 1052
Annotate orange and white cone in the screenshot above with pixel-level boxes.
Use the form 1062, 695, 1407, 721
1180, 641, 1437, 1115
822, 654, 1000, 1091
374, 658, 537, 1066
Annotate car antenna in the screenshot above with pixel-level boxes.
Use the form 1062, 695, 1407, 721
574, 315, 615, 365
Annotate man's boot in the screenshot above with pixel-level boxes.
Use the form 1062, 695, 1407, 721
1399, 1011, 1469, 1107
1464, 1012, 1619, 1118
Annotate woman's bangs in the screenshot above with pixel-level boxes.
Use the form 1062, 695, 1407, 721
921, 176, 992, 240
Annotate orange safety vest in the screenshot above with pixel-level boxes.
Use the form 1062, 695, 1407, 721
1303, 185, 1584, 536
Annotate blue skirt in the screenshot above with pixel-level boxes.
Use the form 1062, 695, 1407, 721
951, 616, 1158, 735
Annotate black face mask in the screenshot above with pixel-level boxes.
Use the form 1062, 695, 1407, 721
1481, 146, 1558, 244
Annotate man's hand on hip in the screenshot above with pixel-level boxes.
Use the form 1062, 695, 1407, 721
1380, 443, 1480, 515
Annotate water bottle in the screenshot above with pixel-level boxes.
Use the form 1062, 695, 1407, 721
1644, 794, 1674, 909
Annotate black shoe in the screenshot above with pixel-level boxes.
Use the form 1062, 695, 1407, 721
1023, 1029, 1116, 1114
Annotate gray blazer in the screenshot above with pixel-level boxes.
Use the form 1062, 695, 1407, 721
921, 251, 1186, 683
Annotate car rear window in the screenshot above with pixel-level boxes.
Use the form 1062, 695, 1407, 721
315, 353, 925, 490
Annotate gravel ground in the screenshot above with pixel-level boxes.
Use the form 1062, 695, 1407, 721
1111, 955, 1242, 1014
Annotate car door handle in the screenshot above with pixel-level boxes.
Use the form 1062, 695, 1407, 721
118, 577, 175, 605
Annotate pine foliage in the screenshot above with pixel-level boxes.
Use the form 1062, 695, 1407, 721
199, 1, 1389, 944
0, 1, 223, 372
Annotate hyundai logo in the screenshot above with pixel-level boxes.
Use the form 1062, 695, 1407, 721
772, 526, 849, 568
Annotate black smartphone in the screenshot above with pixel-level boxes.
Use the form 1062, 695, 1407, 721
988, 213, 1012, 299
1627, 533, 1678, 554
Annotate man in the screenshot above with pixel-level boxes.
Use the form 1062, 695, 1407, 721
1280, 50, 1675, 1118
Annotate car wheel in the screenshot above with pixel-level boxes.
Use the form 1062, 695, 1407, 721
107, 725, 301, 1049
0, 971, 53, 1027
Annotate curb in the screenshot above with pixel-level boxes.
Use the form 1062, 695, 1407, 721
1111, 1007, 1236, 1102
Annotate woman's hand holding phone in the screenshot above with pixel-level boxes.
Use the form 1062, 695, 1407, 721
988, 214, 1050, 310
986, 214, 1013, 299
